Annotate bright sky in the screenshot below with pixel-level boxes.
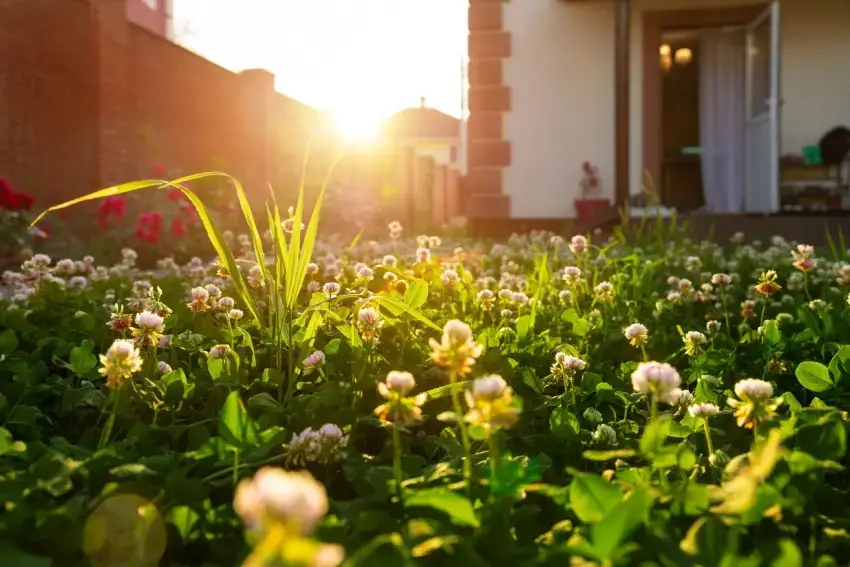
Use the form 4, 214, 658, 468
173, 0, 467, 131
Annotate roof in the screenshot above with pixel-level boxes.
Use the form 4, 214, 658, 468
383, 107, 461, 139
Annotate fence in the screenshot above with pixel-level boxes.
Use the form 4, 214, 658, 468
0, 0, 316, 206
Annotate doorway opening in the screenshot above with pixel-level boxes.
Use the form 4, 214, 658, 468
659, 27, 747, 213
643, 4, 780, 215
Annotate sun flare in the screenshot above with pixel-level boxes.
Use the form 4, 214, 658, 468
333, 111, 383, 143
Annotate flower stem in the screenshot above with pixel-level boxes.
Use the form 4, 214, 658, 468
98, 389, 118, 450
720, 288, 732, 339
392, 425, 404, 500
449, 370, 473, 487
703, 419, 714, 455
650, 394, 658, 423
488, 433, 501, 481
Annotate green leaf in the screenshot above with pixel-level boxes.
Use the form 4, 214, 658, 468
640, 416, 671, 456
516, 314, 533, 342
372, 295, 441, 332
549, 407, 580, 439
168, 506, 200, 540
70, 345, 97, 375
569, 474, 624, 523
0, 427, 14, 456
828, 345, 850, 382
404, 279, 429, 309
796, 361, 834, 393
762, 320, 781, 346
405, 488, 479, 528
0, 329, 18, 355
573, 318, 592, 337
73, 310, 95, 332
590, 488, 652, 559
218, 391, 260, 448
561, 308, 579, 324
582, 449, 636, 461
0, 544, 51, 567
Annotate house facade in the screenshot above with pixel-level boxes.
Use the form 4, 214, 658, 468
465, 0, 850, 225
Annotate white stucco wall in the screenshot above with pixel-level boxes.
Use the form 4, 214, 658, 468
502, 0, 850, 219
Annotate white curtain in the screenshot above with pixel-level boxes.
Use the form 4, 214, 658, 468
699, 30, 746, 213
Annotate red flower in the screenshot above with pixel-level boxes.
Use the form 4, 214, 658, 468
168, 187, 183, 202
170, 218, 187, 239
0, 178, 36, 211
98, 196, 127, 228
134, 211, 163, 243
152, 163, 166, 177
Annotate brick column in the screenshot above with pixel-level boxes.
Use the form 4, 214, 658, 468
89, 0, 132, 188
466, 0, 511, 219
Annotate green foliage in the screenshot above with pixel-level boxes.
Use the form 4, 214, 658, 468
3, 189, 850, 565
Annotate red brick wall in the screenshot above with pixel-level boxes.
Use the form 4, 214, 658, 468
0, 0, 318, 206
0, 0, 98, 202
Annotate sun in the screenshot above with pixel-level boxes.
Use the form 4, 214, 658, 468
333, 110, 383, 143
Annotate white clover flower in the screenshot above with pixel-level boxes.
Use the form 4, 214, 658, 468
592, 424, 617, 446
562, 266, 582, 284
471, 374, 508, 401
624, 323, 648, 347
383, 370, 416, 395
99, 339, 142, 389
665, 388, 694, 406
688, 403, 719, 418
204, 284, 222, 298
734, 378, 774, 399
711, 273, 732, 285
134, 311, 165, 332
190, 286, 209, 301
583, 407, 603, 425
234, 467, 329, 534
683, 331, 707, 356
382, 255, 398, 267
631, 361, 681, 401
357, 266, 375, 281
207, 344, 230, 359
157, 361, 173, 375
286, 425, 348, 466
510, 291, 529, 305
68, 276, 88, 290
218, 296, 235, 310
569, 235, 587, 255
594, 281, 614, 301
416, 248, 431, 263
227, 308, 244, 321
558, 289, 571, 303
441, 269, 459, 288
302, 351, 326, 374
323, 281, 341, 298
306, 262, 319, 275
685, 256, 701, 270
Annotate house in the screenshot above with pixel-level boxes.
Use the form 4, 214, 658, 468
126, 0, 173, 39
383, 99, 462, 168
465, 0, 850, 234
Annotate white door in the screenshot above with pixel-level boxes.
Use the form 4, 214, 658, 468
744, 1, 781, 213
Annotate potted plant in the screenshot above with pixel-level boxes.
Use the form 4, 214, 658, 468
574, 161, 610, 224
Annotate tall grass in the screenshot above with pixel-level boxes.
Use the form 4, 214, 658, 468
32, 152, 342, 403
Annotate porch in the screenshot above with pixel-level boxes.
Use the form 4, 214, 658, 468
492, 0, 850, 221
582, 0, 850, 214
